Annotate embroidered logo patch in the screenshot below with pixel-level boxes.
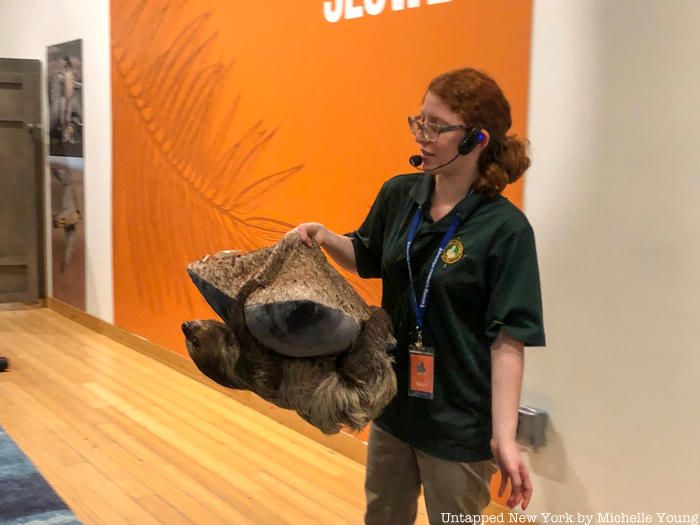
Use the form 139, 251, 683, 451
441, 239, 464, 264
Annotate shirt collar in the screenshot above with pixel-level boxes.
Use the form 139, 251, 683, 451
409, 173, 434, 207
409, 173, 484, 221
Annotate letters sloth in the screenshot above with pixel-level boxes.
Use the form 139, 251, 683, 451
182, 233, 397, 434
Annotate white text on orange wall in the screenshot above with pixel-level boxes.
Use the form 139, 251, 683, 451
323, 0, 453, 23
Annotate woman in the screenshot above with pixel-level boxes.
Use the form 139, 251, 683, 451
294, 68, 545, 524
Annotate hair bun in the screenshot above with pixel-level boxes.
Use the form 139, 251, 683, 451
499, 135, 530, 183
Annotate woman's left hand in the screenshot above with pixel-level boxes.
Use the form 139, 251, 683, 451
490, 437, 532, 510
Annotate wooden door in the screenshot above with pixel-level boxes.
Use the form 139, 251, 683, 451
0, 59, 43, 304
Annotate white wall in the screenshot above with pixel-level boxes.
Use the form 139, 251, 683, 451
0, 0, 113, 322
524, 0, 700, 514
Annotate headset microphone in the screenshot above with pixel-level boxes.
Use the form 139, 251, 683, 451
458, 128, 485, 156
408, 127, 485, 171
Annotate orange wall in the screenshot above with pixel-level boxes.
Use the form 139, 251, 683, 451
111, 0, 532, 503
111, 0, 531, 352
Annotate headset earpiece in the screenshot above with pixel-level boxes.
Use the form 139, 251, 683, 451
458, 128, 485, 156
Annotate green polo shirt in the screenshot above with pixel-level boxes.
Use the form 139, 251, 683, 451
348, 173, 545, 462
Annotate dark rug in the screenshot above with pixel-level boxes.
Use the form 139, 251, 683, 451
0, 426, 82, 524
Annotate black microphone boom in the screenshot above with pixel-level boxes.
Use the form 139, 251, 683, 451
408, 126, 484, 172
409, 155, 423, 167
408, 152, 461, 173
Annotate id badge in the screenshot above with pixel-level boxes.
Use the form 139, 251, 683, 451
409, 342, 435, 399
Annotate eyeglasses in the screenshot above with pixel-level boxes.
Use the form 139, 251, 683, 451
407, 115, 466, 143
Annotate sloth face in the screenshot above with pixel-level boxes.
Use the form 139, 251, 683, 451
181, 320, 241, 388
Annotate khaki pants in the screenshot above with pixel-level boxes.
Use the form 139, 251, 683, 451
365, 424, 496, 525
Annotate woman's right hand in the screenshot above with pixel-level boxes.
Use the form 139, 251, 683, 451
290, 222, 327, 248
288, 222, 358, 273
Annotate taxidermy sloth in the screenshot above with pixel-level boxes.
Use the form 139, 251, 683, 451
182, 232, 397, 434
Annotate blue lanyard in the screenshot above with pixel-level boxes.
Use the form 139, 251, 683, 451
406, 207, 461, 339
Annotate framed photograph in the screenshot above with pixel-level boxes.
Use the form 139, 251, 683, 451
47, 39, 83, 158
50, 156, 85, 310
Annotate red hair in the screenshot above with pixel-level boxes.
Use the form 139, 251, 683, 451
428, 68, 530, 197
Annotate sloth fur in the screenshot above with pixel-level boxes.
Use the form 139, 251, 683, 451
182, 233, 397, 434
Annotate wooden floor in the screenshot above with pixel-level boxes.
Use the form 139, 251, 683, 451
0, 307, 435, 524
